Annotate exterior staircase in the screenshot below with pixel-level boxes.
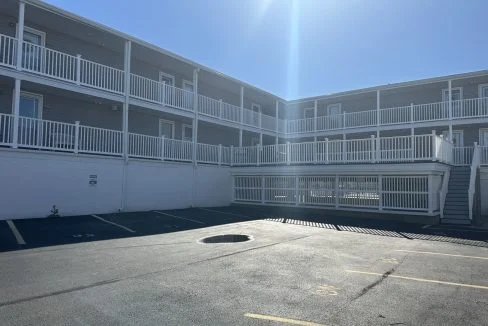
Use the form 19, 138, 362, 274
442, 166, 471, 225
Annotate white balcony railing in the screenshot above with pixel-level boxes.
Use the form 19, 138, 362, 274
3, 33, 488, 138
0, 113, 463, 169
231, 133, 452, 166
287, 98, 488, 134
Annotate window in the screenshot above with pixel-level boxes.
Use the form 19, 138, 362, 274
442, 130, 463, 147
442, 87, 463, 102
159, 119, 174, 139
250, 103, 261, 126
159, 72, 175, 86
182, 80, 194, 92
327, 103, 341, 116
480, 128, 488, 146
303, 107, 314, 119
182, 124, 193, 141
16, 91, 43, 119
17, 26, 46, 72
479, 84, 488, 98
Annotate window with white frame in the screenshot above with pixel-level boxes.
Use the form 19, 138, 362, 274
479, 84, 488, 98
327, 103, 341, 116
18, 26, 46, 72
182, 124, 193, 141
480, 128, 488, 146
442, 130, 463, 147
303, 107, 314, 119
159, 72, 175, 86
251, 103, 261, 125
159, 119, 175, 139
182, 80, 194, 92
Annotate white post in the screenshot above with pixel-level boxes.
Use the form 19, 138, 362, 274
411, 128, 415, 161
432, 130, 437, 161
76, 54, 82, 85
259, 133, 263, 146
378, 175, 383, 211
16, 1, 25, 71
335, 175, 340, 208
122, 41, 131, 160
218, 144, 222, 166
376, 90, 380, 128
259, 112, 262, 129
239, 129, 243, 147
371, 135, 375, 162
230, 145, 234, 166
447, 83, 454, 144
428, 174, 434, 214
74, 121, 80, 153
275, 100, 279, 133
12, 79, 21, 148
219, 99, 223, 119
286, 141, 291, 165
240, 86, 244, 125
410, 102, 414, 123
192, 68, 199, 167
257, 144, 261, 166
376, 134, 381, 162
314, 100, 318, 132
284, 119, 288, 134
342, 111, 346, 129
342, 133, 346, 162
160, 136, 165, 161
295, 176, 299, 206
261, 175, 265, 204
324, 137, 329, 164
313, 140, 318, 164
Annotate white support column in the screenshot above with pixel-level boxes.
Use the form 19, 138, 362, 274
259, 133, 263, 146
192, 68, 199, 167
275, 100, 279, 132
122, 41, 131, 160
12, 79, 21, 148
371, 135, 376, 163
76, 54, 82, 85
120, 40, 131, 212
240, 86, 244, 124
411, 128, 415, 161
324, 137, 329, 164
335, 175, 340, 209
239, 129, 243, 147
428, 174, 434, 214
295, 176, 299, 206
342, 133, 346, 162
376, 90, 380, 128
448, 80, 453, 140
378, 175, 383, 211
314, 100, 318, 132
16, 1, 25, 71
74, 121, 80, 154
431, 129, 437, 161
261, 176, 265, 204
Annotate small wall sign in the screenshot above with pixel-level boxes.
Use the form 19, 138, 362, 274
89, 174, 97, 187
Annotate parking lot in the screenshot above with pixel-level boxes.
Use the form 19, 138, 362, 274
0, 206, 487, 325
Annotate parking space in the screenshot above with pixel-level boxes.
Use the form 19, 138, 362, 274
0, 205, 487, 325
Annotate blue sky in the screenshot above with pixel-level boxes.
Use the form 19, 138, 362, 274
45, 0, 487, 100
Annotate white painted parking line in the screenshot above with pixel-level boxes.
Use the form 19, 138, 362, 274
154, 211, 205, 224
244, 313, 326, 326
346, 270, 488, 290
422, 224, 431, 229
198, 207, 254, 219
6, 220, 26, 245
91, 215, 136, 233
396, 249, 488, 260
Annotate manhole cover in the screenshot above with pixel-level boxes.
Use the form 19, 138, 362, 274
198, 234, 253, 244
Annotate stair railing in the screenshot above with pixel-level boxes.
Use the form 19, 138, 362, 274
468, 142, 481, 220
439, 169, 451, 219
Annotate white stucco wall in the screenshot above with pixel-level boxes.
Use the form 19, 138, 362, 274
480, 168, 488, 217
0, 150, 232, 219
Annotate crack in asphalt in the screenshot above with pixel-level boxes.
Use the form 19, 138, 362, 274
0, 235, 313, 308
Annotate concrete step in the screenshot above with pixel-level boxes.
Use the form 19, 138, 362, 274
443, 213, 469, 219
444, 203, 468, 209
441, 218, 471, 225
